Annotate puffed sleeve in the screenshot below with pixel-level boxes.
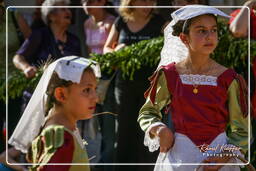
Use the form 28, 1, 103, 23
138, 70, 171, 132
227, 79, 251, 154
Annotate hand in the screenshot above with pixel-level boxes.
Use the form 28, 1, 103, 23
150, 126, 174, 153
114, 43, 126, 51
23, 66, 37, 78
201, 155, 233, 171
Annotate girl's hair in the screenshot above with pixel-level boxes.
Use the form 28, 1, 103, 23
119, 0, 156, 21
45, 67, 94, 115
172, 14, 217, 36
41, 0, 70, 24
119, 0, 136, 21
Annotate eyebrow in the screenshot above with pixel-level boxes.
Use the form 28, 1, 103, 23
82, 83, 95, 87
194, 25, 217, 29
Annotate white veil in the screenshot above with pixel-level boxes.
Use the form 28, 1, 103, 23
157, 5, 230, 68
8, 56, 101, 153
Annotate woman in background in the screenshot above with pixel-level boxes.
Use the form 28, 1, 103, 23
82, 0, 117, 170
104, 0, 167, 170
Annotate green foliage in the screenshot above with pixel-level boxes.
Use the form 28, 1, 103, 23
0, 68, 43, 102
0, 20, 254, 102
211, 20, 256, 77
90, 36, 163, 80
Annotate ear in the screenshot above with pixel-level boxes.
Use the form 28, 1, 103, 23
54, 87, 68, 103
179, 33, 189, 45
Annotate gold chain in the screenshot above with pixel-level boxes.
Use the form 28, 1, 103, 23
185, 60, 214, 94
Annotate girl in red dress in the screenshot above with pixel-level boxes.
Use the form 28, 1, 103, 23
138, 5, 250, 171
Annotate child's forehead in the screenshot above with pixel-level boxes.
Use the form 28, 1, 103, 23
190, 15, 217, 26
79, 70, 97, 85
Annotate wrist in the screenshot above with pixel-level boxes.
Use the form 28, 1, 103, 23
22, 64, 32, 72
156, 126, 166, 137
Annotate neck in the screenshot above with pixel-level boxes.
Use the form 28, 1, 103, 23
48, 106, 77, 131
132, 12, 151, 23
50, 23, 67, 42
92, 9, 107, 23
186, 52, 211, 71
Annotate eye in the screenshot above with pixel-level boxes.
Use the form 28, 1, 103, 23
211, 28, 218, 33
198, 29, 207, 34
83, 88, 91, 94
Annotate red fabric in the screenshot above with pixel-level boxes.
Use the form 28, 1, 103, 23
235, 74, 248, 117
39, 131, 75, 171
161, 63, 236, 147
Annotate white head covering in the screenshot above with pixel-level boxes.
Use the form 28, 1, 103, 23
9, 56, 101, 153
41, 0, 70, 24
158, 5, 230, 68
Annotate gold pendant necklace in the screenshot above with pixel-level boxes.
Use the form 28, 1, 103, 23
193, 86, 199, 94
185, 60, 214, 95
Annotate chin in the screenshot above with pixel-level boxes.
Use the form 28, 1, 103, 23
81, 113, 93, 120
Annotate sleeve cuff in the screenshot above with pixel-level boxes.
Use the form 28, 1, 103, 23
144, 122, 166, 152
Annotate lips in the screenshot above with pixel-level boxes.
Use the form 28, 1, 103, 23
89, 106, 96, 110
204, 43, 214, 47
65, 15, 71, 20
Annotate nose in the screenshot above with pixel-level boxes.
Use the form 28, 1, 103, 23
66, 8, 71, 14
93, 90, 100, 103
205, 30, 215, 40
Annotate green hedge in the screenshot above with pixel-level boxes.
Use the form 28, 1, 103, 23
0, 20, 255, 102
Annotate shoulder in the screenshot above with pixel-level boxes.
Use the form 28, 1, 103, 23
40, 125, 73, 148
158, 62, 178, 85
216, 63, 238, 89
151, 14, 166, 26
104, 15, 116, 30
105, 14, 116, 23
84, 16, 93, 28
31, 125, 75, 162
114, 16, 125, 31
160, 62, 176, 72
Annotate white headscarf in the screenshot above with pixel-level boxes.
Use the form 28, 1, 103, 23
9, 56, 101, 153
158, 5, 230, 68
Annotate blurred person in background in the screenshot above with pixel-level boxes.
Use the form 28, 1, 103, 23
229, 0, 256, 168
12, 0, 81, 113
104, 0, 168, 170
81, 0, 117, 170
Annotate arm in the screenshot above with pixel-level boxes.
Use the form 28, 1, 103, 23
13, 54, 37, 78
0, 148, 27, 171
138, 71, 174, 152
103, 23, 123, 54
229, 0, 256, 38
39, 131, 75, 171
12, 29, 43, 78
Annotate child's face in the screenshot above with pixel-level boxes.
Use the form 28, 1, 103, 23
82, 0, 105, 15
184, 15, 218, 56
64, 70, 98, 120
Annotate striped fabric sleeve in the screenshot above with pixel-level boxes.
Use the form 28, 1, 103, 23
227, 79, 251, 154
39, 131, 75, 171
138, 71, 171, 132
